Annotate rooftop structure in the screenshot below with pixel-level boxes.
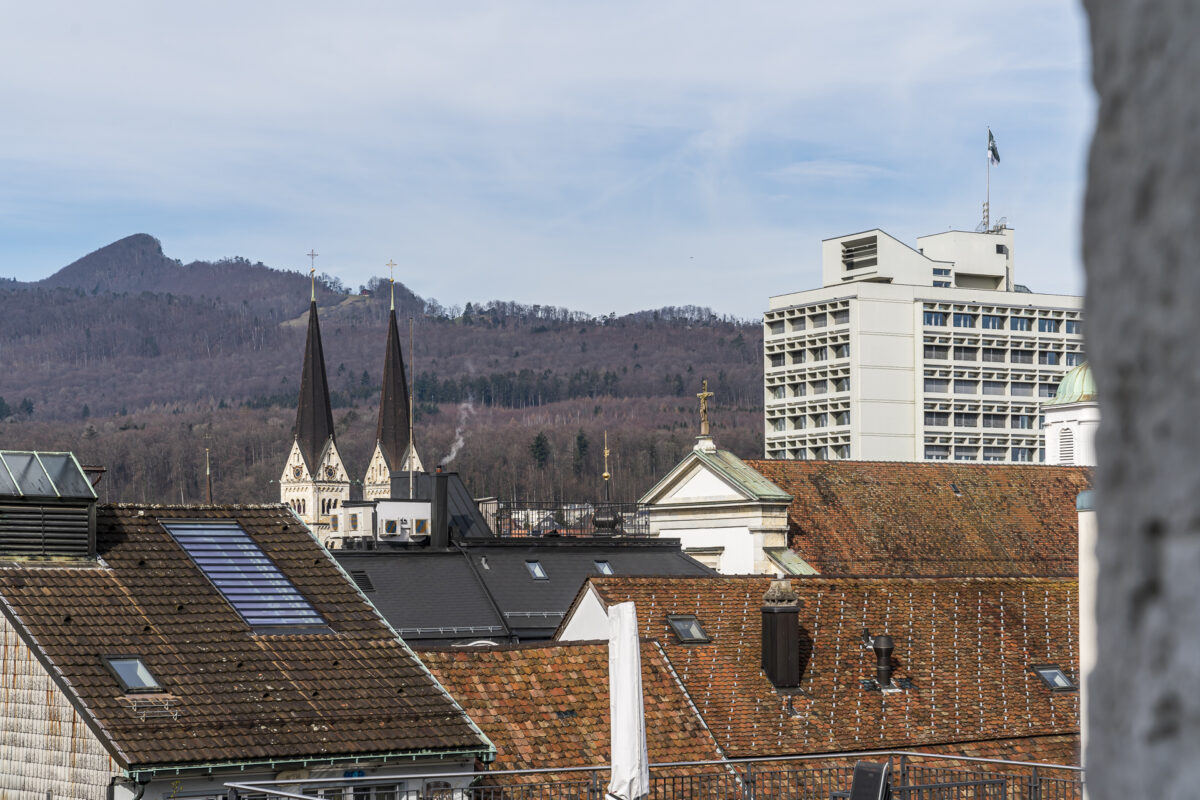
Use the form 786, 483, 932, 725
1042, 362, 1098, 467
559, 575, 1079, 764
764, 226, 1084, 463
0, 502, 491, 798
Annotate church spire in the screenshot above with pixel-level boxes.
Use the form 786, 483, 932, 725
375, 303, 412, 471
294, 296, 336, 472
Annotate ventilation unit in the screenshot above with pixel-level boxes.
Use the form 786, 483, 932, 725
0, 451, 97, 558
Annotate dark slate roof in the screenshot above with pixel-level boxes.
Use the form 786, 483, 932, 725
0, 505, 490, 771
744, 460, 1093, 577
387, 471, 494, 539
578, 575, 1079, 761
375, 309, 412, 471
463, 539, 713, 639
420, 641, 726, 779
294, 301, 336, 472
335, 550, 511, 644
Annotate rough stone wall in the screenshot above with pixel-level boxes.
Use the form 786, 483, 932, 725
0, 613, 123, 799
1083, 2, 1200, 797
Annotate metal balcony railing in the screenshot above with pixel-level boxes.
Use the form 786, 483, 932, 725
486, 501, 650, 538
227, 749, 1083, 800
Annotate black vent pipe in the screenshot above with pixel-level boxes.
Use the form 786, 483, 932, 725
872, 634, 894, 688
430, 467, 450, 549
761, 579, 802, 688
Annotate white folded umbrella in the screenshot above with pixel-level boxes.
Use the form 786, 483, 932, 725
607, 601, 649, 800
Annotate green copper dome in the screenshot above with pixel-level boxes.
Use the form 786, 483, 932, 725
1049, 362, 1095, 405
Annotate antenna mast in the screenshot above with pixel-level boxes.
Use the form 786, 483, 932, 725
409, 316, 415, 499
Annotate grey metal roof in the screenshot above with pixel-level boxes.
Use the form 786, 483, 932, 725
334, 550, 511, 645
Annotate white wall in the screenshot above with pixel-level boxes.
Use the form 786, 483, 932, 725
558, 586, 610, 641
667, 527, 755, 574
1043, 402, 1100, 466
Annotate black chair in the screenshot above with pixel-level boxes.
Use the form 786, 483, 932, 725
831, 760, 891, 800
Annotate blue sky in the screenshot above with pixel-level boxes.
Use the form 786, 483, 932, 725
0, 2, 1094, 318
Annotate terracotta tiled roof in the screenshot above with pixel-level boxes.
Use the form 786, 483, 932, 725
745, 461, 1092, 576
0, 505, 490, 770
419, 640, 726, 779
579, 575, 1079, 762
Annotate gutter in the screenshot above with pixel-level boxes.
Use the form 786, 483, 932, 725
127, 746, 491, 782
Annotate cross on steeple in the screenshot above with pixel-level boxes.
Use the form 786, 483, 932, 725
697, 379, 714, 436
307, 250, 319, 301
386, 259, 397, 311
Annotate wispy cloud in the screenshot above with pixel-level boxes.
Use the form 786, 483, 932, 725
0, 1, 1094, 316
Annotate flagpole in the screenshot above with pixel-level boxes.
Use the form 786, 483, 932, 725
985, 127, 990, 231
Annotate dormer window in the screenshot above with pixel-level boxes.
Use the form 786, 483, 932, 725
105, 657, 160, 693
1031, 664, 1077, 692
667, 614, 709, 644
525, 560, 548, 580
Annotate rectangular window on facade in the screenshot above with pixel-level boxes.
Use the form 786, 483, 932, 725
811, 413, 827, 427
811, 446, 828, 459
769, 353, 785, 368
767, 321, 785, 335
770, 385, 786, 400
954, 447, 977, 461
791, 415, 806, 430
924, 345, 949, 360
1011, 382, 1035, 397
954, 412, 978, 427
833, 445, 850, 458
792, 382, 806, 397
932, 267, 952, 276
809, 346, 827, 361
1011, 447, 1034, 462
349, 514, 358, 531
771, 418, 786, 432
832, 344, 849, 358
924, 411, 949, 427
954, 379, 977, 394
1012, 414, 1034, 429
953, 313, 976, 328
983, 413, 1007, 428
1039, 351, 1061, 365
1065, 320, 1082, 334
791, 318, 806, 332
924, 445, 950, 460
810, 313, 827, 328
982, 380, 1006, 395
1011, 317, 1033, 331
811, 379, 828, 394
1011, 349, 1034, 364
981, 314, 1005, 329
934, 280, 951, 288
953, 346, 978, 361
924, 377, 950, 393
833, 411, 849, 425
1039, 318, 1061, 333
1065, 352, 1084, 366
982, 348, 1006, 363
832, 377, 849, 392
983, 447, 1006, 462
924, 311, 948, 326
1040, 383, 1058, 398
833, 309, 850, 324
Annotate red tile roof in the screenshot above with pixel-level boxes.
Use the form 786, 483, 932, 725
745, 461, 1092, 576
0, 505, 490, 770
577, 575, 1079, 762
419, 640, 726, 780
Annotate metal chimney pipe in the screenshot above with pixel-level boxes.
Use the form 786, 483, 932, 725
872, 634, 894, 688
430, 468, 449, 549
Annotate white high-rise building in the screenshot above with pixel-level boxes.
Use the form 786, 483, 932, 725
763, 226, 1084, 462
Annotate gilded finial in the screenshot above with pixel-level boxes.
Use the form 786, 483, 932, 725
386, 259, 397, 311
697, 379, 714, 437
603, 431, 611, 482
307, 249, 319, 302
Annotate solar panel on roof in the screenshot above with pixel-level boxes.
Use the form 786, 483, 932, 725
162, 521, 326, 629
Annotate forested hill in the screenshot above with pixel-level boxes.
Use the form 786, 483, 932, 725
0, 235, 765, 504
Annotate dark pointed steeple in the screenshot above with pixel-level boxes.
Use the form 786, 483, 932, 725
295, 300, 336, 472
375, 308, 412, 470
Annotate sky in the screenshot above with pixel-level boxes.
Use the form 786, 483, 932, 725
0, 2, 1095, 319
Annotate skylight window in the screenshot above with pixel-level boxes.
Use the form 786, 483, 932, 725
162, 521, 326, 630
525, 560, 548, 580
105, 657, 160, 693
594, 560, 614, 575
667, 614, 709, 643
1031, 664, 1077, 692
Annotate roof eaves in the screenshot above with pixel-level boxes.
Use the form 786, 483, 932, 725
696, 450, 792, 501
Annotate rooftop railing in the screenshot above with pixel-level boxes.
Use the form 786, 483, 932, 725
227, 749, 1083, 800
486, 500, 650, 538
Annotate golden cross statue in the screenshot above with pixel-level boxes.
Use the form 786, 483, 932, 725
697, 379, 714, 436
307, 249, 318, 301
386, 259, 397, 310
603, 431, 611, 481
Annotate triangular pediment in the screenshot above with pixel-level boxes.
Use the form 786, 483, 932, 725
281, 440, 312, 483
641, 452, 758, 506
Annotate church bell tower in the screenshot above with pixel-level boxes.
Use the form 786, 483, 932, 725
280, 260, 350, 540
